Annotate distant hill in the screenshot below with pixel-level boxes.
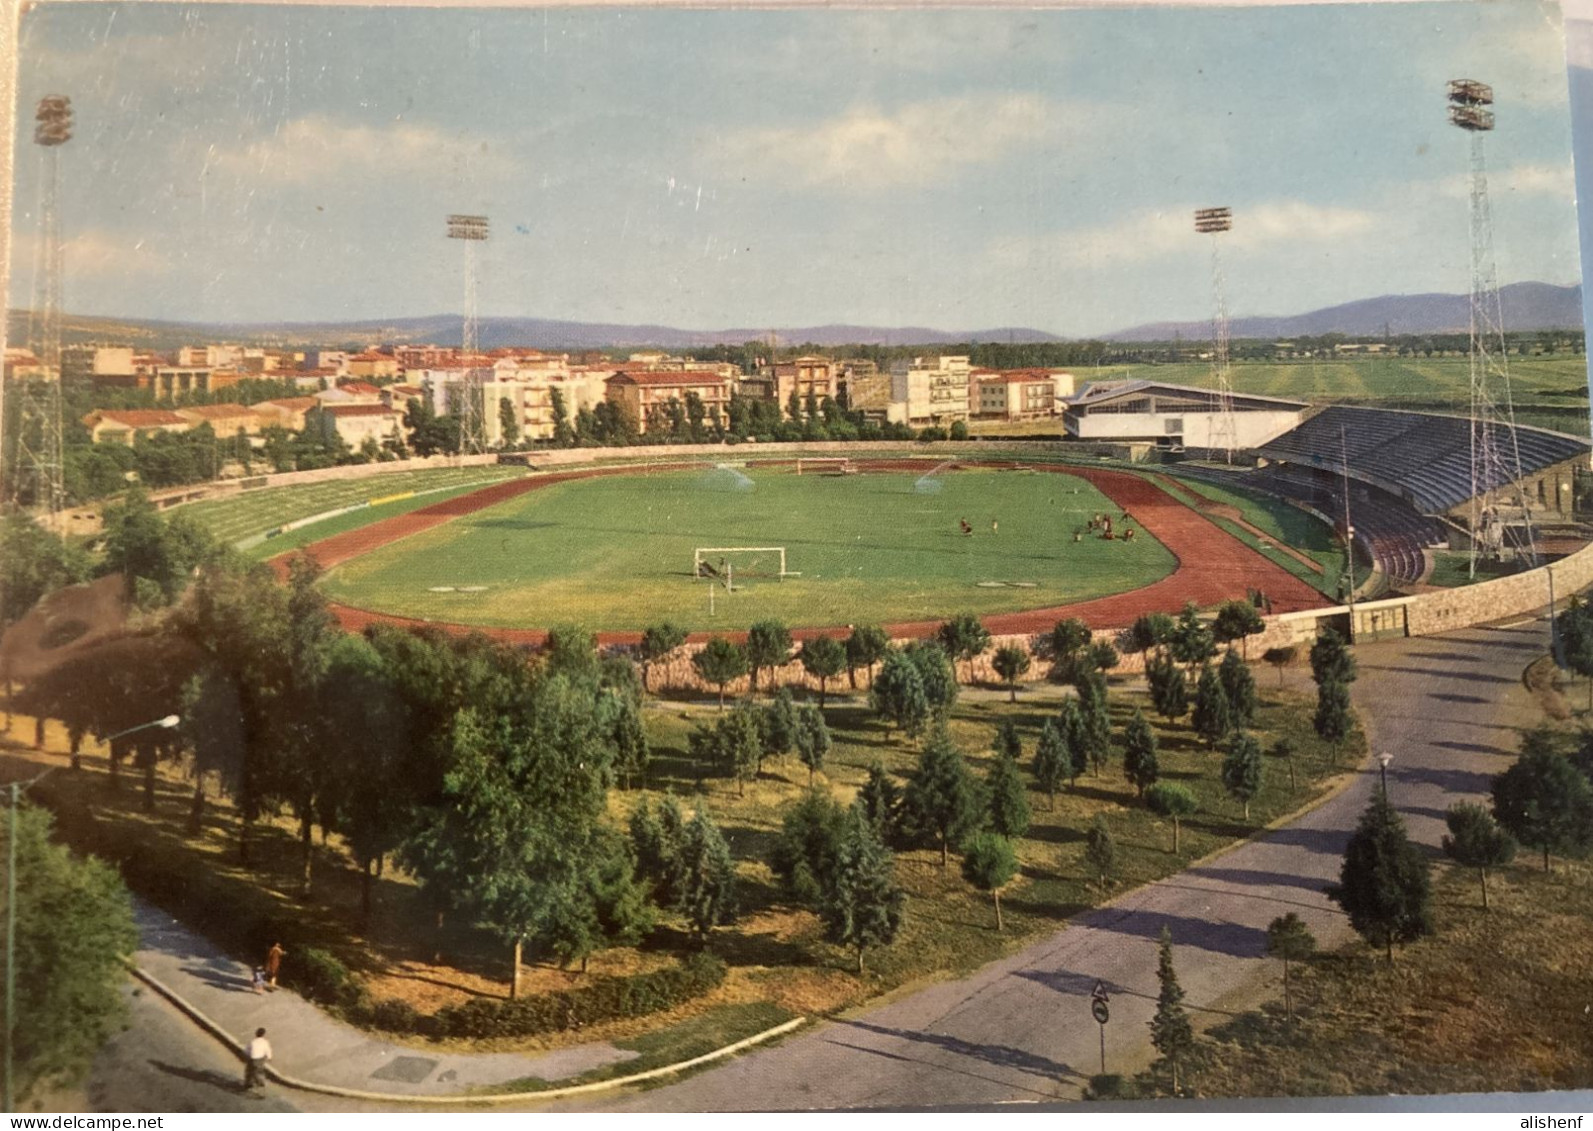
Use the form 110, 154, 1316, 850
1102, 282, 1584, 342
7, 282, 1582, 352
7, 312, 1063, 352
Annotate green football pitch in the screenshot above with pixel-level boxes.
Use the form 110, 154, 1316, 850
317, 467, 1178, 633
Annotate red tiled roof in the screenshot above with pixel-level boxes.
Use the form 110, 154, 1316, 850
337, 381, 383, 394
177, 404, 252, 419
87, 410, 187, 428
978, 369, 1063, 384
256, 397, 318, 412
321, 404, 402, 417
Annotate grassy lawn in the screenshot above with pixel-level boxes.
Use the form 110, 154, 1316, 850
318, 467, 1178, 632
180, 467, 522, 547
4, 662, 1360, 1068
1190, 858, 1593, 1098
1424, 550, 1524, 589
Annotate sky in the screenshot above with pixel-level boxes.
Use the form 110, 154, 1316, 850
4, 0, 1587, 338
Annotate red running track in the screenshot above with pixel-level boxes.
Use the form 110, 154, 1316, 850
274, 460, 1328, 646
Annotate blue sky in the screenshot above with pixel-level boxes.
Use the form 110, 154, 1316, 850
6, 1, 1585, 336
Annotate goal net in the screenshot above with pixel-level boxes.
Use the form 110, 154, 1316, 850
693, 547, 795, 589
796, 457, 854, 476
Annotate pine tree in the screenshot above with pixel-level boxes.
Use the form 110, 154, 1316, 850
1271, 737, 1298, 792
1217, 649, 1257, 728
1122, 708, 1160, 797
1490, 737, 1593, 872
793, 703, 832, 786
1149, 926, 1196, 1094
1313, 677, 1353, 748
1077, 673, 1113, 776
798, 635, 847, 708
1170, 602, 1215, 667
677, 808, 739, 939
960, 832, 1018, 931
822, 811, 905, 974
1327, 792, 1433, 963
904, 726, 985, 866
761, 687, 798, 769
937, 613, 991, 682
870, 649, 930, 737
986, 745, 1031, 839
1309, 628, 1357, 686
1442, 802, 1516, 910
856, 760, 902, 842
1057, 697, 1091, 786
993, 718, 1023, 763
1265, 913, 1316, 1023
692, 636, 748, 709
991, 644, 1032, 702
1191, 664, 1231, 749
1147, 652, 1188, 721
746, 619, 794, 696
1146, 782, 1198, 853
1221, 730, 1263, 820
1032, 720, 1068, 810
1084, 814, 1116, 892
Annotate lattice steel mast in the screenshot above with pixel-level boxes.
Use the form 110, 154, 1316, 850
1448, 79, 1537, 577
9, 96, 73, 518
446, 213, 488, 454
1195, 207, 1238, 462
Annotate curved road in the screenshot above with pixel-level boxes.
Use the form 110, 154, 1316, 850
559, 618, 1549, 1110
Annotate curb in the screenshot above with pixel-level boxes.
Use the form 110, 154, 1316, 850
126, 960, 806, 1105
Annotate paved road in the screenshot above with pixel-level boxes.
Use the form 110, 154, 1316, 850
556, 619, 1549, 1111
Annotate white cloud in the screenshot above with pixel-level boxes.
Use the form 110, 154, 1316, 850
205, 114, 512, 189
1427, 162, 1575, 201
9, 229, 171, 284
711, 95, 1068, 190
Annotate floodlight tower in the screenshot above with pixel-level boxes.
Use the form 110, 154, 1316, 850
1447, 79, 1537, 577
1194, 207, 1239, 462
446, 213, 489, 454
9, 96, 73, 517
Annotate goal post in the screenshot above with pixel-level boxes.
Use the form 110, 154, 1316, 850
693, 546, 795, 587
795, 457, 853, 476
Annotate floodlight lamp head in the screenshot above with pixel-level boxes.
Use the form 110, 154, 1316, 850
1194, 206, 1232, 234
33, 94, 73, 146
446, 214, 490, 241
1448, 104, 1494, 132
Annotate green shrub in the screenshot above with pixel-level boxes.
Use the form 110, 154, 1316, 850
356, 998, 423, 1034
293, 947, 368, 1010
1085, 1073, 1140, 1101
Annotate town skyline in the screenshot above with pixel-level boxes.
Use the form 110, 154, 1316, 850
4, 1, 1585, 338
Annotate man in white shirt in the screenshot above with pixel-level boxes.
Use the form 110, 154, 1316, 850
243, 1027, 272, 1091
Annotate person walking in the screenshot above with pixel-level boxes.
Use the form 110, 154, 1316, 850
251, 966, 267, 995
243, 1027, 272, 1091
265, 942, 286, 989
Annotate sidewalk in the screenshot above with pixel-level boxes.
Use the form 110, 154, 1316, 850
130, 900, 641, 1098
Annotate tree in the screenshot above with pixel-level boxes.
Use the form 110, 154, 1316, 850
1032, 721, 1068, 810
1057, 697, 1091, 786
799, 635, 847, 707
770, 789, 849, 904
1128, 612, 1176, 659
794, 703, 831, 786
904, 641, 959, 714
676, 807, 738, 939
692, 636, 748, 709
2, 802, 137, 1103
1442, 802, 1516, 910
1149, 926, 1197, 1094
1088, 640, 1120, 674
1146, 782, 1198, 853
1212, 727, 1262, 817
746, 620, 793, 695
1213, 599, 1265, 659
1313, 678, 1353, 748
870, 649, 929, 736
760, 687, 798, 770
1122, 708, 1160, 797
857, 761, 902, 842
1170, 602, 1215, 668
694, 705, 764, 796
1265, 913, 1317, 1023
630, 796, 687, 907
1218, 649, 1257, 728
904, 726, 985, 866
1046, 617, 1093, 682
550, 385, 575, 447
822, 810, 905, 973
1146, 652, 1188, 722
1078, 672, 1113, 776
1560, 596, 1593, 707
960, 832, 1018, 931
1490, 735, 1593, 872
1084, 815, 1116, 892
1327, 793, 1433, 963
497, 396, 521, 445
638, 622, 688, 693
991, 644, 1032, 702
1271, 738, 1298, 792
1262, 645, 1299, 687
1309, 628, 1357, 686
0, 514, 92, 626
985, 744, 1031, 839
1191, 664, 1231, 749
937, 613, 991, 682
845, 624, 890, 689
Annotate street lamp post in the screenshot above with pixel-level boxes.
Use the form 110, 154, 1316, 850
1377, 751, 1393, 797
4, 713, 177, 1111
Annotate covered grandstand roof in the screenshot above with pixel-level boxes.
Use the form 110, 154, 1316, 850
1069, 379, 1307, 411
1256, 405, 1591, 515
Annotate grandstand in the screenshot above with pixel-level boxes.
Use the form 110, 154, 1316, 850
1174, 405, 1590, 589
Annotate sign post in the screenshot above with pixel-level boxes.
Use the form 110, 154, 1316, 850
1090, 982, 1110, 1076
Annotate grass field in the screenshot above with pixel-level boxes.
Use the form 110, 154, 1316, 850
180, 467, 522, 548
319, 467, 1179, 632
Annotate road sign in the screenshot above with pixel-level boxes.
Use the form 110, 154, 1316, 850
1091, 998, 1110, 1025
